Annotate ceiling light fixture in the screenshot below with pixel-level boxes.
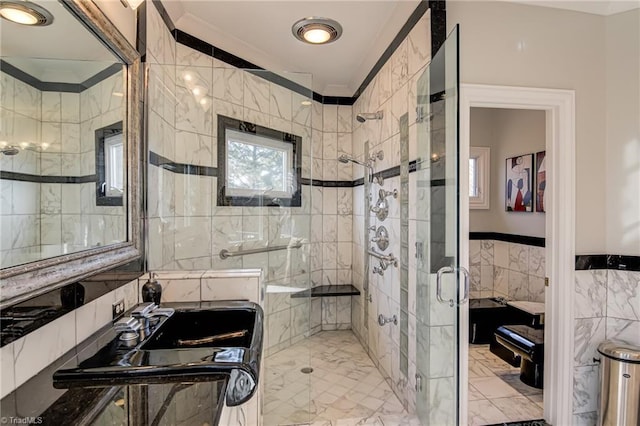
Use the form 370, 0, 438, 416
292, 17, 342, 45
0, 1, 53, 26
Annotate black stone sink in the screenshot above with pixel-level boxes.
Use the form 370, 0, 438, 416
141, 309, 255, 350
53, 301, 263, 406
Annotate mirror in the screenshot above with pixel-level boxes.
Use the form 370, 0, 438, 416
0, 0, 141, 306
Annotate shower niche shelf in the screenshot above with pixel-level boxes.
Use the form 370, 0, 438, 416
290, 285, 360, 298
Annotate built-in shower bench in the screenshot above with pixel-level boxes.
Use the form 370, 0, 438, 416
290, 285, 360, 298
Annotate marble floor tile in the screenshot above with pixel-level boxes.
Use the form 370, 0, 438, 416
467, 345, 545, 425
264, 330, 407, 425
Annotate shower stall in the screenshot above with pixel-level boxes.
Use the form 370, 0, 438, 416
143, 3, 462, 421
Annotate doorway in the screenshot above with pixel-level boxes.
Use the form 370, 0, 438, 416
459, 84, 576, 426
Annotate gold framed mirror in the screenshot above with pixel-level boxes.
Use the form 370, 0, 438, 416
0, 0, 142, 307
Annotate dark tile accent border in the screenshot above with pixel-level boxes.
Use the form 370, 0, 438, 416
149, 151, 217, 177
0, 171, 97, 184
607, 255, 640, 271
429, 1, 447, 54
1, 60, 121, 93
0, 271, 143, 347
136, 2, 147, 58
575, 254, 640, 271
485, 421, 548, 426
469, 232, 545, 247
152, 0, 431, 105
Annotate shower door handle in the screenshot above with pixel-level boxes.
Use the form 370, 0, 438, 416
436, 266, 455, 306
436, 265, 470, 307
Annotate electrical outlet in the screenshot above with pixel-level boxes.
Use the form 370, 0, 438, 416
112, 299, 125, 320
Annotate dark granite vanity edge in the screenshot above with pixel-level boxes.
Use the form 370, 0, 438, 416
291, 285, 361, 298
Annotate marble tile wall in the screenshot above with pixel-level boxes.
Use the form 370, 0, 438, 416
1, 70, 42, 266
468, 239, 546, 302
144, 3, 354, 356
572, 268, 640, 424
0, 278, 139, 400
0, 70, 125, 267
350, 11, 432, 413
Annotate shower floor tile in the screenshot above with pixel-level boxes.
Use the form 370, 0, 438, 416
263, 330, 413, 426
468, 344, 543, 426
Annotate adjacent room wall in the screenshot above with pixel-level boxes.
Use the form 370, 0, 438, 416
469, 107, 546, 238
448, 0, 607, 254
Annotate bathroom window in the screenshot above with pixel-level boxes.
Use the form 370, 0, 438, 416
217, 115, 301, 207
95, 121, 124, 206
469, 146, 490, 209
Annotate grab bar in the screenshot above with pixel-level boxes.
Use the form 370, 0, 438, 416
219, 241, 302, 260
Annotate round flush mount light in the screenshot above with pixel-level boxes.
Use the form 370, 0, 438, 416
0, 1, 53, 26
292, 17, 342, 45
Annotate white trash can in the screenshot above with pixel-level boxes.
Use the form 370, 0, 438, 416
597, 340, 640, 426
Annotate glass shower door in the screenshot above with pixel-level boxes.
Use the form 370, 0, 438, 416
414, 26, 463, 425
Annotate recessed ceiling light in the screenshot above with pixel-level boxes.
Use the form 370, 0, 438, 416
292, 17, 342, 45
0, 1, 53, 26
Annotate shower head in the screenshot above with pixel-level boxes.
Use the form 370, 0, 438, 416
356, 111, 384, 123
338, 154, 372, 169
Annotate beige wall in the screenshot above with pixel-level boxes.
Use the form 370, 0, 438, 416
470, 107, 546, 237
94, 0, 137, 48
605, 9, 640, 256
449, 1, 607, 253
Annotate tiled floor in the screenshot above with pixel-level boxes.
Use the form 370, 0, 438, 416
468, 344, 544, 426
263, 330, 417, 426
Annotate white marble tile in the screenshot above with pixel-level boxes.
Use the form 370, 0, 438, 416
174, 174, 213, 217
407, 15, 431, 78
337, 242, 352, 270
467, 399, 509, 426
174, 216, 212, 260
508, 270, 529, 301
14, 311, 76, 387
573, 365, 600, 414
322, 132, 337, 161
212, 67, 243, 106
572, 411, 598, 426
175, 81, 212, 136
427, 377, 455, 426
528, 246, 546, 277
41, 92, 61, 122
60, 92, 80, 123
323, 242, 337, 270
268, 309, 291, 349
391, 40, 409, 93
244, 73, 270, 113
490, 396, 543, 423
175, 131, 214, 167
509, 243, 530, 273
337, 105, 352, 133
574, 317, 606, 366
1, 342, 15, 399
575, 269, 607, 319
323, 215, 337, 242
323, 105, 338, 132
480, 240, 494, 266
101, 72, 124, 113
607, 270, 639, 321
157, 278, 201, 302
323, 188, 337, 215
75, 290, 116, 344
269, 83, 292, 121
429, 325, 454, 378
201, 276, 260, 303
337, 215, 352, 243
292, 92, 311, 126
606, 317, 640, 345
469, 376, 522, 399
529, 276, 545, 302
493, 241, 509, 268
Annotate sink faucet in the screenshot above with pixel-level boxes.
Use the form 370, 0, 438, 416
131, 303, 175, 329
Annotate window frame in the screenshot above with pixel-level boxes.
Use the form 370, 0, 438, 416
469, 146, 490, 209
217, 115, 302, 207
95, 121, 124, 207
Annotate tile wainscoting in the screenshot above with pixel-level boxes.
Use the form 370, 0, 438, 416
572, 259, 639, 424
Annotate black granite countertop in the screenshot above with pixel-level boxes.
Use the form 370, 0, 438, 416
291, 284, 361, 298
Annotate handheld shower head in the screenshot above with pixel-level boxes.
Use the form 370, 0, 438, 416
0, 146, 20, 156
338, 154, 371, 169
356, 111, 384, 123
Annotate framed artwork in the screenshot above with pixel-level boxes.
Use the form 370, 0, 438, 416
505, 154, 533, 212
535, 151, 546, 213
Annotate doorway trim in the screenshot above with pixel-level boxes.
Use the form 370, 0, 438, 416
459, 84, 576, 426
